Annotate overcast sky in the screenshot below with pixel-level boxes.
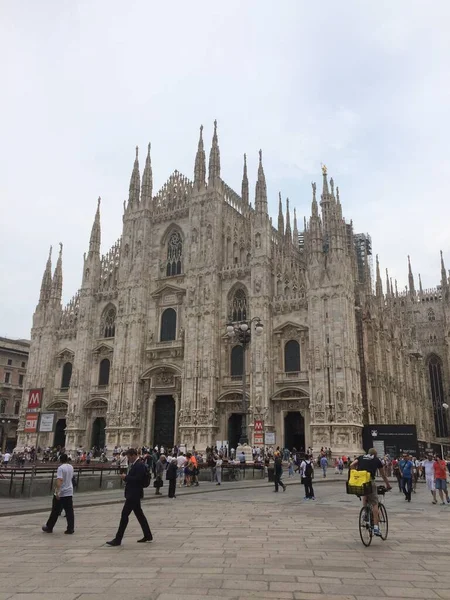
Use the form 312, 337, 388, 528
1, 1, 450, 339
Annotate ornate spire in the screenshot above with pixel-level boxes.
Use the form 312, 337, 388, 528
293, 207, 299, 245
441, 250, 448, 289
39, 246, 53, 303
321, 164, 329, 196
419, 273, 423, 294
311, 181, 318, 217
208, 119, 221, 185
375, 255, 383, 297
51, 243, 63, 303
89, 197, 101, 255
285, 198, 292, 243
128, 146, 140, 208
194, 125, 206, 188
241, 153, 249, 204
277, 192, 284, 234
395, 279, 399, 297
255, 150, 267, 214
386, 268, 391, 297
408, 255, 416, 296
141, 143, 153, 206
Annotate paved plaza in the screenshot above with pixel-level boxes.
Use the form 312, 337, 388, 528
1, 479, 450, 600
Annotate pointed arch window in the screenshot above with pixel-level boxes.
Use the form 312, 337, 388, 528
160, 308, 177, 342
0, 399, 6, 414
229, 288, 248, 322
166, 231, 183, 276
61, 362, 73, 390
231, 345, 244, 377
99, 358, 110, 386
14, 401, 20, 415
101, 305, 116, 338
428, 355, 448, 438
285, 340, 300, 372
428, 308, 436, 322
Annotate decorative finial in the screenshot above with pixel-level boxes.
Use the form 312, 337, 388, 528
244, 152, 247, 165
135, 146, 139, 159
214, 119, 217, 132
321, 164, 327, 175
336, 186, 340, 202
59, 242, 63, 254
259, 149, 262, 163
48, 245, 52, 259
148, 142, 151, 153
97, 196, 101, 208
311, 181, 316, 200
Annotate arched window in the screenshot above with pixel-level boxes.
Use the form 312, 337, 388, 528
61, 362, 72, 389
99, 358, 110, 386
231, 345, 244, 377
160, 308, 177, 342
428, 308, 436, 322
166, 231, 183, 276
230, 288, 248, 322
428, 355, 449, 438
285, 340, 300, 372
101, 305, 116, 338
14, 401, 20, 415
0, 399, 6, 414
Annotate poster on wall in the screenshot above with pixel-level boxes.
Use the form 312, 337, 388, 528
265, 432, 275, 445
24, 413, 39, 433
39, 412, 57, 433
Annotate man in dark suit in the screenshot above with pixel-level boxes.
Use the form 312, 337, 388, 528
106, 448, 152, 546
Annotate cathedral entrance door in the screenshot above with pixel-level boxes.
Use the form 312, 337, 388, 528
91, 417, 106, 449
284, 412, 305, 451
54, 419, 66, 448
153, 395, 175, 449
228, 413, 243, 450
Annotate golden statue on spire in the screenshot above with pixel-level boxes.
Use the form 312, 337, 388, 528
321, 164, 327, 176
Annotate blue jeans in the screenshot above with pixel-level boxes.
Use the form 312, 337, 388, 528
402, 477, 412, 501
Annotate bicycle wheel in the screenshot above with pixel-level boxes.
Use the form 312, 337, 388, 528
359, 505, 373, 547
378, 503, 388, 540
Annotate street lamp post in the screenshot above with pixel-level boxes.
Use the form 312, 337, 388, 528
226, 317, 263, 446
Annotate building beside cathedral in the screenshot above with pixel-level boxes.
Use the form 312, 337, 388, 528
17, 123, 449, 455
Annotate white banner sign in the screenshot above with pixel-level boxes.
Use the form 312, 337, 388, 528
39, 412, 57, 433
265, 432, 275, 445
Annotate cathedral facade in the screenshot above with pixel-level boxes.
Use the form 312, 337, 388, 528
17, 123, 449, 454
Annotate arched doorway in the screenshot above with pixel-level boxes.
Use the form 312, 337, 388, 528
91, 417, 106, 449
228, 413, 243, 450
284, 412, 305, 451
153, 396, 175, 449
54, 419, 66, 448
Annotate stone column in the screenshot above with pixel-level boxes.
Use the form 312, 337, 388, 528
146, 393, 156, 446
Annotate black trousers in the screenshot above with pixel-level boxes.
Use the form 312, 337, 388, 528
115, 498, 151, 542
46, 495, 75, 532
168, 479, 176, 498
303, 477, 314, 498
274, 472, 285, 491
402, 477, 412, 501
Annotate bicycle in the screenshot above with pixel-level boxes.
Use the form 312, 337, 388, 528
228, 466, 242, 482
358, 485, 390, 547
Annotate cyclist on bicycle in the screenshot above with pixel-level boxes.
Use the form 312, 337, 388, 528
350, 448, 391, 536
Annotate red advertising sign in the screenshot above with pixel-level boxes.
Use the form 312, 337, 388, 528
254, 433, 264, 445
27, 389, 43, 412
254, 420, 264, 432
24, 412, 39, 433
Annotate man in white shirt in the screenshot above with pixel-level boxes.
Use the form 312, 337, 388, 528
42, 453, 75, 534
3, 451, 11, 467
423, 455, 437, 504
177, 453, 186, 486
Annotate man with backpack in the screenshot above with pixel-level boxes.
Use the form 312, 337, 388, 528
300, 454, 315, 500
106, 448, 152, 546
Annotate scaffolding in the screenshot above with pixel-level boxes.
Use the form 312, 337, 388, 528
354, 233, 373, 287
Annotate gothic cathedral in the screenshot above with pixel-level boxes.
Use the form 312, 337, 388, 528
18, 123, 449, 454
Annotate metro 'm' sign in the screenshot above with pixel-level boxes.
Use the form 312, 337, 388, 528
27, 389, 43, 411
254, 420, 264, 432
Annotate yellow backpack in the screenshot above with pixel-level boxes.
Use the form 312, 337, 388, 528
346, 469, 372, 496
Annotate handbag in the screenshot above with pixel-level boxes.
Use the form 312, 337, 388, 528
153, 475, 163, 489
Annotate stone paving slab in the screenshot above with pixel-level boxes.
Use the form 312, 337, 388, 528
0, 480, 449, 599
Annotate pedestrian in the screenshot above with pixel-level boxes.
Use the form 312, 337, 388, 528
423, 454, 437, 504
300, 454, 315, 499
288, 456, 294, 478
320, 455, 328, 478
166, 457, 177, 499
392, 458, 402, 492
154, 454, 166, 495
42, 453, 75, 534
215, 454, 223, 485
119, 451, 128, 474
338, 457, 344, 475
106, 448, 152, 546
399, 453, 413, 502
3, 451, 11, 468
177, 453, 186, 487
273, 452, 286, 492
434, 454, 450, 505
